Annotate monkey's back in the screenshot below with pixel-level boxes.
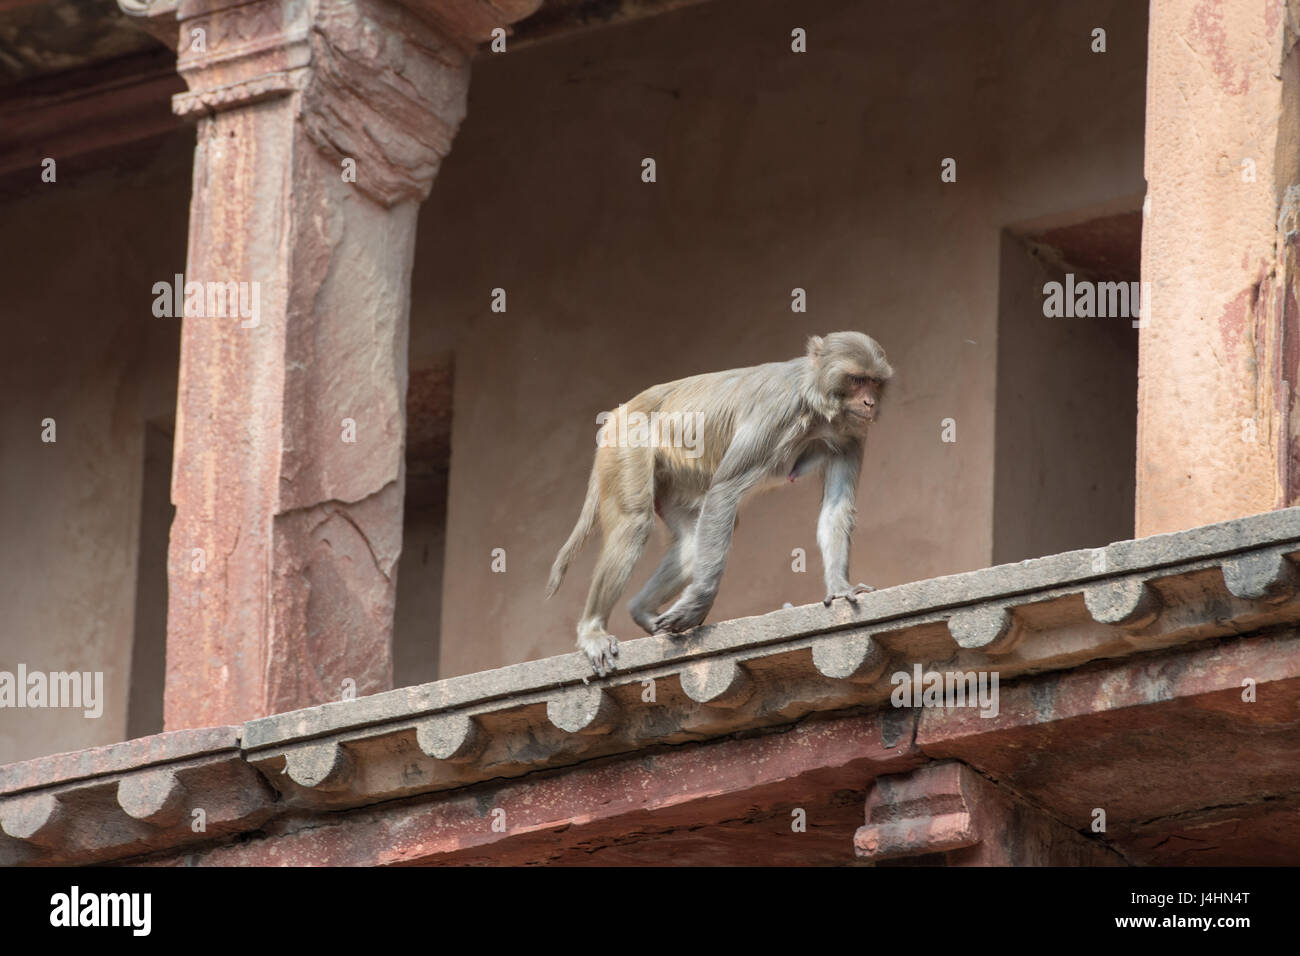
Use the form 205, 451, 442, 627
614, 358, 807, 481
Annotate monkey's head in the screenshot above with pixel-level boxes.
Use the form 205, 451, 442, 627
805, 331, 894, 429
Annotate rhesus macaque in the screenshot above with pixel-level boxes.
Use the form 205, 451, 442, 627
547, 332, 894, 676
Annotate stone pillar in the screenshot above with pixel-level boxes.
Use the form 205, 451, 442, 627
1138, 0, 1300, 535
854, 762, 1122, 865
118, 0, 538, 728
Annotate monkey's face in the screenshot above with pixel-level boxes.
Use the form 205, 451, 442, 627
807, 331, 893, 429
841, 374, 886, 426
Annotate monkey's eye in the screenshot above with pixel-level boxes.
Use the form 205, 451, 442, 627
845, 375, 868, 389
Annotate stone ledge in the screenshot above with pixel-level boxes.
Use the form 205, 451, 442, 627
0, 725, 240, 796
239, 507, 1300, 811
4, 506, 1300, 864
0, 726, 274, 866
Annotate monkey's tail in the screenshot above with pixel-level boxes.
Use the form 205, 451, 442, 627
546, 458, 600, 598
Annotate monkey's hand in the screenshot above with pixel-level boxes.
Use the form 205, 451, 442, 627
652, 594, 711, 635
578, 633, 619, 678
823, 583, 875, 607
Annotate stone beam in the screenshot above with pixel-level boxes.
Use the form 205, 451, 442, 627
0, 52, 184, 182
915, 625, 1300, 863
114, 0, 539, 729
1138, 0, 1300, 534
507, 0, 712, 49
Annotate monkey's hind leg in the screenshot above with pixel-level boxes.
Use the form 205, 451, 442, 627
577, 452, 655, 676
628, 503, 699, 634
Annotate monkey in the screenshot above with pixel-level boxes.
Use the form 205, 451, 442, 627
547, 331, 894, 677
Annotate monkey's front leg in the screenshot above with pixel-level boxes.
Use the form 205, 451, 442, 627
818, 451, 874, 606
823, 584, 875, 606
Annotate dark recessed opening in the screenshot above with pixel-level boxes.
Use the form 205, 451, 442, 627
993, 207, 1142, 564
127, 417, 173, 739
394, 355, 454, 686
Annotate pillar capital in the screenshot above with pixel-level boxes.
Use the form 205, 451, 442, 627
118, 0, 539, 205
119, 0, 542, 47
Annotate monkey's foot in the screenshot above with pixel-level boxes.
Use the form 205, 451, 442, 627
629, 606, 658, 635
651, 602, 707, 635
578, 633, 619, 677
823, 583, 875, 607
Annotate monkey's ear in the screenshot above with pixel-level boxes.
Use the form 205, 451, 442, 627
806, 335, 825, 360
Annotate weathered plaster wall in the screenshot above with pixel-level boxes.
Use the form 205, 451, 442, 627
415, 0, 1148, 677
0, 135, 188, 764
